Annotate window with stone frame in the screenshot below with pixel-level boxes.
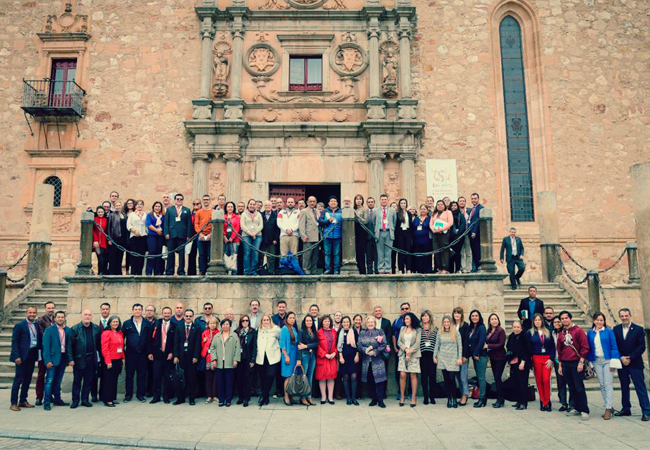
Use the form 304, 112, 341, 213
289, 56, 323, 91
44, 176, 63, 207
500, 16, 534, 222
49, 58, 77, 108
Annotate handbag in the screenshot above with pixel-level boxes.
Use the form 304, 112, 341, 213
169, 363, 185, 392
285, 365, 311, 398
564, 333, 595, 380
224, 253, 237, 271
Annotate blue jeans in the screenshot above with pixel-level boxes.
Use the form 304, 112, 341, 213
323, 238, 341, 273
593, 357, 614, 410
44, 355, 68, 406
242, 235, 262, 275
197, 239, 211, 274
146, 235, 165, 275
300, 352, 316, 399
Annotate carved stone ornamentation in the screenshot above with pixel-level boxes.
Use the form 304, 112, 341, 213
293, 109, 316, 122
42, 2, 89, 35
379, 40, 399, 98
212, 40, 233, 98
192, 104, 212, 120
259, 0, 290, 9
224, 103, 244, 121
244, 44, 280, 76
367, 104, 386, 120
332, 108, 351, 122
253, 76, 358, 103
287, 0, 328, 8
330, 35, 368, 77
323, 0, 347, 10
263, 108, 281, 122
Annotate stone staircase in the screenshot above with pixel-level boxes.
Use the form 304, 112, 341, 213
0, 282, 68, 389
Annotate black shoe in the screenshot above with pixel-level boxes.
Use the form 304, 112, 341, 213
113, 401, 120, 405
163, 399, 170, 404
219, 402, 225, 407
123, 397, 132, 403
243, 400, 249, 407
540, 400, 544, 411
328, 400, 335, 405
137, 397, 146, 403
258, 397, 264, 406
173, 400, 185, 405
35, 399, 43, 406
399, 402, 405, 407
189, 400, 196, 405
177, 272, 186, 276
237, 399, 244, 405
615, 410, 631, 417
70, 401, 79, 409
493, 400, 504, 408
511, 285, 517, 290
378, 401, 386, 408
91, 397, 99, 403
353, 399, 359, 406
226, 402, 231, 407
53, 400, 69, 406
44, 404, 52, 411
558, 405, 569, 412
516, 404, 527, 410
346, 399, 352, 405
423, 399, 429, 405
369, 400, 377, 407
512, 402, 520, 408
410, 403, 416, 408
429, 398, 436, 405
81, 401, 93, 408
150, 399, 160, 404
104, 402, 115, 407
447, 397, 453, 408
474, 399, 486, 408
263, 398, 270, 406
453, 398, 458, 408
643, 414, 649, 422
320, 400, 326, 405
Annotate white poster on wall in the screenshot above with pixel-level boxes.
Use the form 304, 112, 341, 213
426, 159, 458, 201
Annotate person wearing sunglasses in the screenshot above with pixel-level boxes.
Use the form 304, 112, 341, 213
236, 315, 257, 407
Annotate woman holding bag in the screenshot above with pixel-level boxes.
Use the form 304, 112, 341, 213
280, 312, 299, 405
587, 312, 621, 420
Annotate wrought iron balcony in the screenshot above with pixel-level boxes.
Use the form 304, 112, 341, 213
21, 78, 86, 117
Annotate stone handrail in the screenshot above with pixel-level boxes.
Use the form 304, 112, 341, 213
0, 278, 42, 325
557, 274, 594, 318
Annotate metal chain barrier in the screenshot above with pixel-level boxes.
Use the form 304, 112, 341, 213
6, 246, 41, 283
557, 246, 589, 285
595, 272, 619, 326
558, 244, 627, 274
1, 248, 29, 271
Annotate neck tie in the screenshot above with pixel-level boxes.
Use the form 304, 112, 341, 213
313, 209, 317, 221
161, 321, 167, 352
185, 325, 190, 340
382, 208, 386, 231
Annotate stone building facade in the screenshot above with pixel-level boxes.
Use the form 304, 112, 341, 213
0, 0, 648, 282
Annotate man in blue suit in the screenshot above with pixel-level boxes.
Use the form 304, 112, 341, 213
122, 303, 152, 403
10, 306, 41, 411
499, 227, 526, 290
467, 192, 483, 272
374, 194, 396, 274
614, 308, 650, 421
42, 311, 71, 410
164, 193, 193, 275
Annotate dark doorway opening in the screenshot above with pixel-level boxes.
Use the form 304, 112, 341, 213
269, 183, 341, 205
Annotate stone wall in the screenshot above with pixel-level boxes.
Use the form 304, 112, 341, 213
64, 274, 507, 326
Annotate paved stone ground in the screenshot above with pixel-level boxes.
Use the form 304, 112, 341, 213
1, 389, 650, 449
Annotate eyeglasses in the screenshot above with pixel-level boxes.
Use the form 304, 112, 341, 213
193, 203, 200, 205
242, 319, 249, 322
401, 307, 409, 311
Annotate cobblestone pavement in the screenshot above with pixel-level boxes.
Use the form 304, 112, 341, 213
1, 389, 650, 449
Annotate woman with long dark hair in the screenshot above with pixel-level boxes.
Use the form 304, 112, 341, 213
411, 204, 432, 274
430, 200, 453, 273
394, 198, 413, 274
419, 310, 438, 405
587, 312, 621, 420
101, 316, 124, 407
223, 201, 241, 275
316, 315, 338, 404
93, 206, 109, 275
486, 313, 506, 408
298, 315, 318, 406
236, 314, 257, 407
337, 316, 360, 405
467, 309, 487, 407
453, 307, 470, 406
201, 317, 220, 404
398, 312, 421, 407
529, 313, 555, 411
448, 201, 466, 273
146, 201, 165, 275
122, 199, 136, 274
279, 312, 299, 405
107, 201, 127, 275
353, 194, 368, 274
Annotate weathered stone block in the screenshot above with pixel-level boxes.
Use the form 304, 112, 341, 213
139, 282, 169, 299
331, 281, 377, 298
435, 281, 466, 297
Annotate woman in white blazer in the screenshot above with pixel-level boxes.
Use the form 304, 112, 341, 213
256, 314, 281, 406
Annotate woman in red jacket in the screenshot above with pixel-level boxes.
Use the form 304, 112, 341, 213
201, 317, 220, 403
315, 315, 338, 404
101, 316, 124, 407
93, 206, 109, 275
223, 202, 241, 275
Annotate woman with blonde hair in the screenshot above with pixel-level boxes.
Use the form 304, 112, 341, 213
358, 316, 388, 408
434, 315, 462, 408
255, 314, 281, 406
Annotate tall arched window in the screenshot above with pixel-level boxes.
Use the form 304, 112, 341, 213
44, 176, 62, 207
500, 16, 534, 222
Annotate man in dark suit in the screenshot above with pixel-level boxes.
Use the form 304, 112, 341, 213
366, 197, 378, 274
467, 193, 484, 272
173, 309, 201, 405
91, 302, 111, 403
42, 311, 71, 410
67, 309, 102, 409
164, 193, 193, 275
499, 227, 526, 290
148, 306, 176, 404
614, 308, 650, 421
35, 301, 55, 406
122, 303, 152, 403
10, 306, 41, 411
259, 200, 280, 274
516, 286, 545, 331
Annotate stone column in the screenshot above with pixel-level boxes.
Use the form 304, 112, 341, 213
341, 207, 356, 273
586, 270, 600, 316
27, 184, 54, 283
367, 155, 384, 201
230, 16, 244, 100
75, 211, 95, 275
630, 162, 650, 342
626, 241, 640, 284
199, 17, 215, 99
397, 16, 411, 99
537, 191, 562, 283
225, 154, 241, 204
193, 155, 210, 199
478, 208, 497, 273
207, 209, 226, 275
0, 270, 6, 314
399, 155, 416, 206
367, 14, 381, 99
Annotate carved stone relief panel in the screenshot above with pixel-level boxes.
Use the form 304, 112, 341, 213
379, 38, 399, 98
330, 33, 368, 77
244, 44, 280, 77
212, 34, 232, 98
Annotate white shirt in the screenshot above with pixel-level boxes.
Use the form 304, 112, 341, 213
594, 329, 604, 358
134, 318, 142, 334
249, 313, 261, 330
511, 237, 517, 256
623, 325, 630, 339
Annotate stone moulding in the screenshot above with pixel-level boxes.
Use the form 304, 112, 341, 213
244, 43, 281, 76
252, 76, 358, 103
330, 41, 368, 77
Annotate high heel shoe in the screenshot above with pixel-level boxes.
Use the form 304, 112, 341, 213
473, 399, 486, 408
447, 396, 453, 408
284, 399, 292, 406
516, 403, 527, 410
492, 400, 504, 408
458, 395, 467, 407
399, 402, 405, 407
452, 397, 458, 408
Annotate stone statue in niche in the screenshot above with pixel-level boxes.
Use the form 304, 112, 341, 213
249, 47, 275, 72
379, 40, 399, 98
212, 39, 232, 98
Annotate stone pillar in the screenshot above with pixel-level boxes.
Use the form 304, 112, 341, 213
367, 155, 384, 201
27, 184, 54, 283
225, 154, 241, 204
586, 271, 600, 316
207, 209, 226, 275
626, 241, 640, 284
341, 207, 356, 273
75, 212, 95, 275
199, 17, 215, 99
367, 13, 381, 99
397, 17, 411, 99
630, 162, 650, 345
478, 208, 497, 273
193, 155, 210, 199
537, 191, 562, 283
0, 270, 6, 314
399, 155, 416, 207
230, 16, 245, 99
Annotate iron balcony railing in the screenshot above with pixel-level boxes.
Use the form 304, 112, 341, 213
21, 78, 86, 117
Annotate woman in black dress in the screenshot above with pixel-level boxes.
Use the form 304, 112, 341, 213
107, 201, 128, 275
337, 316, 360, 405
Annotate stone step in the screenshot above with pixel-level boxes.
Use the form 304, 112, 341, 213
504, 295, 575, 303
18, 301, 68, 310
504, 308, 584, 315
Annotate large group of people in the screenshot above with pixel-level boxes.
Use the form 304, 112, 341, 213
90, 190, 495, 277
10, 296, 650, 422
